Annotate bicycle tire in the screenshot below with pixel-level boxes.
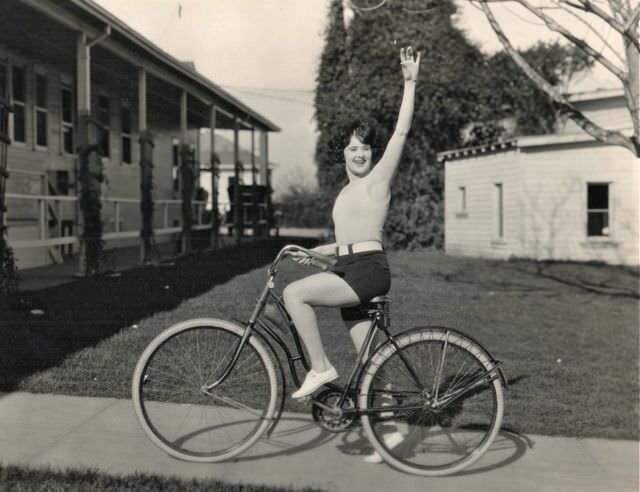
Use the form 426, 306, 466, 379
132, 318, 278, 462
358, 327, 504, 476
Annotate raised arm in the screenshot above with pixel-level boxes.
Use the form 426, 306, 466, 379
368, 47, 420, 198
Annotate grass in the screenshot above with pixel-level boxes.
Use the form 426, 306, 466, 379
1, 243, 638, 440
0, 464, 321, 491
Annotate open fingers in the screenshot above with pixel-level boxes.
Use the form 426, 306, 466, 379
400, 46, 419, 63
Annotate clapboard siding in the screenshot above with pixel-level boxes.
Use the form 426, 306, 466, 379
445, 150, 522, 259
558, 97, 632, 135
521, 144, 638, 265
444, 141, 638, 266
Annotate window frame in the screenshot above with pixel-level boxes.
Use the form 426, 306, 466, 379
96, 93, 111, 158
34, 72, 48, 150
494, 182, 504, 239
172, 138, 180, 194
120, 101, 132, 164
10, 63, 26, 146
586, 182, 611, 238
61, 84, 74, 155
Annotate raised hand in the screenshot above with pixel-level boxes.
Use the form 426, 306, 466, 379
400, 46, 421, 83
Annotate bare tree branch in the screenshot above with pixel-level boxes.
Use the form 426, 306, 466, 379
565, 0, 640, 50
478, 0, 639, 155
547, 0, 626, 65
515, 0, 628, 81
623, 2, 640, 31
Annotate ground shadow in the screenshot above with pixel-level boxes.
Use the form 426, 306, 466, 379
0, 237, 317, 391
335, 425, 532, 476
232, 416, 337, 462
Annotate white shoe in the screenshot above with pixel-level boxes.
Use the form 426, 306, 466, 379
291, 366, 338, 399
364, 431, 404, 464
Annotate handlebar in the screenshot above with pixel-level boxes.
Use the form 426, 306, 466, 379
269, 244, 337, 274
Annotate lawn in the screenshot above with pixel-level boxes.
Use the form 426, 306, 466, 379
0, 464, 320, 491
1, 240, 638, 440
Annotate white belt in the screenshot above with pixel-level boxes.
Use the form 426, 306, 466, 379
335, 241, 383, 256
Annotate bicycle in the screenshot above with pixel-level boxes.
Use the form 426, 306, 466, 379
131, 244, 507, 476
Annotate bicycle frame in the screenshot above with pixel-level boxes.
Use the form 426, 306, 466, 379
205, 245, 506, 435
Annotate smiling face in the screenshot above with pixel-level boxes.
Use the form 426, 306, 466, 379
344, 133, 373, 178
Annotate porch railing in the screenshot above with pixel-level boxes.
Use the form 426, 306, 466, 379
5, 193, 210, 249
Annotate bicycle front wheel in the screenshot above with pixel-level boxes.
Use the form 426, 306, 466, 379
132, 318, 278, 462
359, 327, 504, 476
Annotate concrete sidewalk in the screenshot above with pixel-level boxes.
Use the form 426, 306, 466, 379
0, 392, 637, 491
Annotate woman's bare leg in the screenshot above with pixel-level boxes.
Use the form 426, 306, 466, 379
283, 272, 360, 372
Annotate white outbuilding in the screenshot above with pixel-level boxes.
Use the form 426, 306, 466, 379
439, 89, 639, 266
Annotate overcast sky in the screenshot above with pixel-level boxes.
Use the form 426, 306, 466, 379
93, 0, 618, 194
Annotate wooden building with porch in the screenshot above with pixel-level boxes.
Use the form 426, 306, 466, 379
0, 0, 279, 270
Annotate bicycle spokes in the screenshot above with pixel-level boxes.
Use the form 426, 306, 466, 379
360, 329, 504, 475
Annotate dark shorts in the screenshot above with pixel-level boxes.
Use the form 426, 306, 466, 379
330, 250, 391, 322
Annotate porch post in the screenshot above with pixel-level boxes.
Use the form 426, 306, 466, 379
76, 32, 103, 275
260, 130, 271, 237
138, 67, 154, 264
233, 117, 241, 244
209, 105, 219, 249
179, 89, 191, 254
251, 127, 258, 236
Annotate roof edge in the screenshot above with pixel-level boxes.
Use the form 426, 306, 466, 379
70, 0, 280, 132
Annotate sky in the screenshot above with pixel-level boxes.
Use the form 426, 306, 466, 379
93, 0, 620, 195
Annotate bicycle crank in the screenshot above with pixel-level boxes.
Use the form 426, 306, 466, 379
311, 389, 358, 432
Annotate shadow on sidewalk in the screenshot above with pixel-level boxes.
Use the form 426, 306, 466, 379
238, 415, 531, 476
0, 238, 316, 392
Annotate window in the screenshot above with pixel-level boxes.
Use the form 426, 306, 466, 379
459, 186, 466, 212
120, 104, 132, 164
587, 183, 610, 237
61, 86, 74, 154
494, 183, 504, 238
11, 65, 26, 143
97, 94, 110, 157
35, 73, 47, 147
172, 139, 180, 192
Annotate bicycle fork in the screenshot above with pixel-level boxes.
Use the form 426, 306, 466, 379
204, 279, 273, 392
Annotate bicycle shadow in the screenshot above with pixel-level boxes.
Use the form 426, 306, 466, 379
334, 426, 533, 475
229, 413, 532, 476
231, 416, 338, 462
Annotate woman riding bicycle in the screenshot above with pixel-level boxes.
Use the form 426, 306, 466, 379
283, 46, 420, 399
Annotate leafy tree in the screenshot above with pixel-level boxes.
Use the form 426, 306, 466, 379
274, 184, 332, 228
314, 1, 596, 248
315, 0, 490, 248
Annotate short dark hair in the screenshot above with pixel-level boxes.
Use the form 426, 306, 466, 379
344, 119, 376, 148
330, 118, 381, 164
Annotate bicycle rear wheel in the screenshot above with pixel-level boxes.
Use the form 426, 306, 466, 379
359, 327, 504, 476
132, 318, 278, 462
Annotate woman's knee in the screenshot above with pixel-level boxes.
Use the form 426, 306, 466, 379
283, 282, 305, 307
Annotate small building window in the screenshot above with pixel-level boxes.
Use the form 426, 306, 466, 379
587, 183, 610, 237
61, 86, 74, 154
120, 104, 132, 164
494, 183, 504, 238
459, 186, 466, 212
35, 73, 47, 148
97, 94, 110, 157
11, 65, 26, 144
